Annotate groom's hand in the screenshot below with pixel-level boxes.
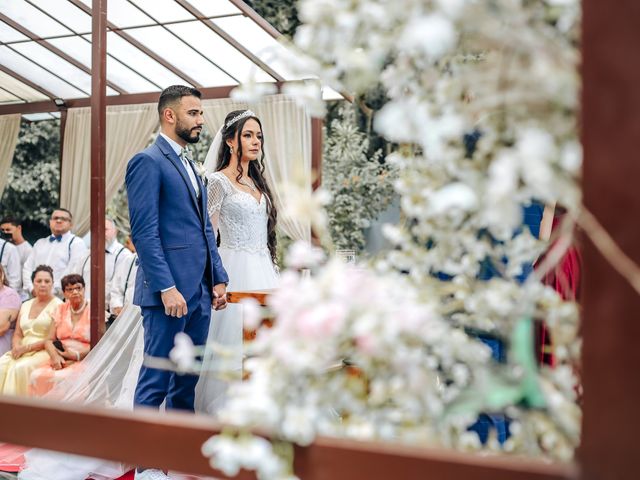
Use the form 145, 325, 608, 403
161, 287, 188, 318
212, 283, 227, 311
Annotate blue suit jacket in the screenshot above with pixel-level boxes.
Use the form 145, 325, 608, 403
126, 135, 228, 307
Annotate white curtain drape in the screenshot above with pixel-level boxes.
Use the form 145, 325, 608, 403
0, 114, 22, 198
202, 95, 312, 242
60, 104, 158, 235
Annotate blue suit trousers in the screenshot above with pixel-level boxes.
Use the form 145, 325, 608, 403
134, 276, 212, 412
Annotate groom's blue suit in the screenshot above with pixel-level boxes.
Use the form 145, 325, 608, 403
126, 135, 228, 411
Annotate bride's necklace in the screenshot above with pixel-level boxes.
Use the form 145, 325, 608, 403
70, 300, 87, 315
238, 176, 257, 192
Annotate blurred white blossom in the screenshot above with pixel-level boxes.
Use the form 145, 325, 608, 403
169, 332, 196, 372
204, 0, 583, 475
285, 240, 326, 269
241, 297, 263, 331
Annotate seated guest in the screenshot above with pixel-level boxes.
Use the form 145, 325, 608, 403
0, 265, 21, 356
0, 265, 61, 395
29, 274, 91, 396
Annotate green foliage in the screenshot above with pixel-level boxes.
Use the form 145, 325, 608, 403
323, 105, 396, 253
247, 0, 300, 39
0, 119, 60, 232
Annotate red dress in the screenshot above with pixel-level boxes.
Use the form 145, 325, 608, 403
535, 212, 581, 366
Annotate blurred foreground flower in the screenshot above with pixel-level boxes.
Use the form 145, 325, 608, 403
169, 332, 196, 372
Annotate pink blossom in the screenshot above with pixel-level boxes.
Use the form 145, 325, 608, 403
296, 303, 347, 338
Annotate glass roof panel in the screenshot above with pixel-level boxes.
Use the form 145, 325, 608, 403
0, 0, 72, 38
322, 86, 344, 101
125, 26, 236, 86
76, 0, 155, 29
10, 42, 92, 95
168, 21, 274, 83
128, 0, 194, 23
0, 87, 21, 103
0, 21, 29, 43
102, 32, 190, 88
0, 70, 49, 102
106, 56, 160, 93
184, 0, 241, 17
213, 16, 297, 80
23, 112, 57, 121
0, 46, 85, 98
28, 0, 92, 33
48, 36, 91, 67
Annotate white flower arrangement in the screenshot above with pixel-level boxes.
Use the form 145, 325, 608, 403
198, 0, 583, 477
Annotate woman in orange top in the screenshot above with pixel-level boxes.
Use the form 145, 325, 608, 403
30, 274, 90, 396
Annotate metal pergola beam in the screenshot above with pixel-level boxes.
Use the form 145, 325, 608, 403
176, 0, 285, 83
67, 0, 204, 88
0, 83, 287, 115
16, 0, 165, 93
0, 13, 127, 94
227, 0, 283, 39
579, 0, 640, 479
0, 14, 244, 47
90, 0, 107, 346
0, 63, 56, 99
122, 0, 240, 85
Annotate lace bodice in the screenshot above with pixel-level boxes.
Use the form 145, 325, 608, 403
206, 171, 269, 253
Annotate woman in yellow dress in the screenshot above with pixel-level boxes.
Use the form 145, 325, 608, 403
0, 265, 61, 395
30, 274, 90, 396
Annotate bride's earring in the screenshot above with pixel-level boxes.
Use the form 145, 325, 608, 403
230, 146, 234, 155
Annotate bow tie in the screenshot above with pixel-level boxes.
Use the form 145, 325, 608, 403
49, 235, 63, 242
180, 148, 193, 163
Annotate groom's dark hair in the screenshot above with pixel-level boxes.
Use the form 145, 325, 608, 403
157, 85, 202, 117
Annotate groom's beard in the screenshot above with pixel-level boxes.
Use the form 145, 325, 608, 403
176, 122, 201, 144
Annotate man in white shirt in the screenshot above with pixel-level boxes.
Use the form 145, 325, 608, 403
0, 238, 21, 291
69, 218, 133, 307
22, 208, 87, 298
109, 239, 138, 317
1, 216, 33, 267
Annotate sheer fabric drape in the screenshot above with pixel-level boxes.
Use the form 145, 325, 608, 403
60, 104, 158, 235
0, 114, 22, 198
202, 95, 312, 242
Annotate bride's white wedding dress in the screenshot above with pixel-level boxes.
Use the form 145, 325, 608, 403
195, 171, 278, 413
15, 172, 278, 480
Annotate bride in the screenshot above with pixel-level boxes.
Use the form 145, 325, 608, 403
8, 109, 279, 480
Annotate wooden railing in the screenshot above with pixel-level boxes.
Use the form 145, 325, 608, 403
0, 395, 576, 480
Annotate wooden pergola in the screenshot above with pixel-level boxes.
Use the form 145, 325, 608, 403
0, 0, 638, 479
0, 0, 328, 345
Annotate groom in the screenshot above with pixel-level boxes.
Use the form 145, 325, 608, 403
126, 85, 228, 422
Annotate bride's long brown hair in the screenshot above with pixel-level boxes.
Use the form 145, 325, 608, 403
216, 110, 278, 265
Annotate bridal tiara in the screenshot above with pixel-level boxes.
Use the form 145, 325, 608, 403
226, 110, 256, 128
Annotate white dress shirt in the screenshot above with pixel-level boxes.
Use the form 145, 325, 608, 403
68, 240, 133, 304
159, 133, 200, 197
0, 239, 22, 291
22, 231, 88, 297
14, 241, 32, 267
109, 253, 138, 311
